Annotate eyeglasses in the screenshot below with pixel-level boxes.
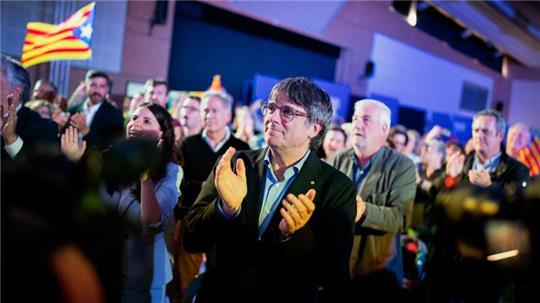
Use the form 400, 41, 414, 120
182, 105, 199, 113
261, 102, 309, 122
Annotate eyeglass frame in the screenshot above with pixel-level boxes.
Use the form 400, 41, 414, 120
261, 102, 310, 122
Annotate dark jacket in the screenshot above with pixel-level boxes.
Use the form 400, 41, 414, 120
331, 147, 416, 278
432, 150, 530, 200
1, 106, 58, 163
68, 100, 124, 151
182, 148, 356, 303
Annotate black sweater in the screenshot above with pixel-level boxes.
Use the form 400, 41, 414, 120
177, 133, 250, 219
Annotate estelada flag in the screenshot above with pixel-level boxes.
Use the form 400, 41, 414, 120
518, 135, 540, 176
21, 2, 96, 68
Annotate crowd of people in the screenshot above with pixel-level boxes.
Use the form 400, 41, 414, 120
2, 53, 539, 303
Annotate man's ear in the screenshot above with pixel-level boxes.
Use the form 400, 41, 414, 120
10, 86, 22, 106
498, 131, 505, 142
308, 122, 322, 140
381, 123, 389, 136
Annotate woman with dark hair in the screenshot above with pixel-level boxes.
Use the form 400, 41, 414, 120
61, 103, 183, 303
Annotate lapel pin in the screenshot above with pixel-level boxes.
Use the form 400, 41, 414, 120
310, 180, 315, 185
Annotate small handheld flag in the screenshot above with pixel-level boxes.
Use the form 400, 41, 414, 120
21, 2, 96, 68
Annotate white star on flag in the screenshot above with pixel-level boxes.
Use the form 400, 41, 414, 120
80, 23, 93, 39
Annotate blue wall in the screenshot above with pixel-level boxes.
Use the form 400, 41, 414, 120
168, 2, 338, 103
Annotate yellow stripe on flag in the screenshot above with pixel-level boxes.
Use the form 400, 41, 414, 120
23, 39, 89, 61
23, 32, 76, 51
23, 50, 92, 68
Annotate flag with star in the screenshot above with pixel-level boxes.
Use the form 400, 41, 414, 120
21, 2, 96, 68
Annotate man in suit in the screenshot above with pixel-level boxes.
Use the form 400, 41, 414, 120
1, 54, 58, 163
444, 109, 530, 197
68, 70, 123, 152
427, 110, 530, 301
331, 99, 416, 301
182, 77, 357, 302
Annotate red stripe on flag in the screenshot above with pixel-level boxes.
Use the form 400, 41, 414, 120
27, 26, 75, 39
22, 47, 90, 63
526, 138, 540, 175
24, 36, 79, 51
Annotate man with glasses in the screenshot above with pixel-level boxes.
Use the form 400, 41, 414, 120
182, 77, 356, 302
178, 95, 203, 137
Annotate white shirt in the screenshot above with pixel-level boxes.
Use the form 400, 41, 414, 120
202, 127, 231, 152
83, 99, 103, 127
4, 104, 23, 158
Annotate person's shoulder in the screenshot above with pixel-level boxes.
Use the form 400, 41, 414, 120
332, 147, 355, 162
181, 133, 204, 145
102, 100, 123, 115
228, 135, 250, 150
503, 152, 529, 172
381, 146, 415, 168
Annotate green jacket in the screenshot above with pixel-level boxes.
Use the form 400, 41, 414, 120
331, 146, 416, 277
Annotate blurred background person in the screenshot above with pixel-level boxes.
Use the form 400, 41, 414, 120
506, 123, 531, 161
144, 78, 169, 109
442, 109, 530, 201
25, 99, 53, 119
388, 124, 409, 153
31, 79, 57, 103
177, 94, 202, 139
404, 129, 422, 165
232, 105, 257, 144
319, 125, 347, 162
445, 140, 464, 163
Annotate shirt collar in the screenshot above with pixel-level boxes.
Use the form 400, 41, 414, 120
83, 99, 103, 113
264, 149, 311, 179
473, 151, 502, 172
202, 127, 231, 151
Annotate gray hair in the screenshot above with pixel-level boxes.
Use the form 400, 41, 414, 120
353, 99, 392, 137
201, 90, 233, 113
1, 54, 31, 104
269, 77, 333, 150
474, 109, 506, 134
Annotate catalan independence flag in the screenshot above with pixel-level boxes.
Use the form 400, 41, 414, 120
21, 2, 96, 68
518, 135, 540, 177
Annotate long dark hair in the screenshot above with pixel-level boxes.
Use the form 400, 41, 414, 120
131, 103, 183, 199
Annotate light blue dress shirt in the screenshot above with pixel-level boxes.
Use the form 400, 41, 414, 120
257, 149, 311, 239
472, 152, 501, 173
215, 149, 311, 240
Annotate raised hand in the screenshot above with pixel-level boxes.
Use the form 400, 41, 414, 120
1, 95, 18, 144
61, 126, 86, 162
52, 108, 71, 130
70, 113, 89, 136
215, 147, 247, 216
279, 189, 316, 237
445, 152, 465, 178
